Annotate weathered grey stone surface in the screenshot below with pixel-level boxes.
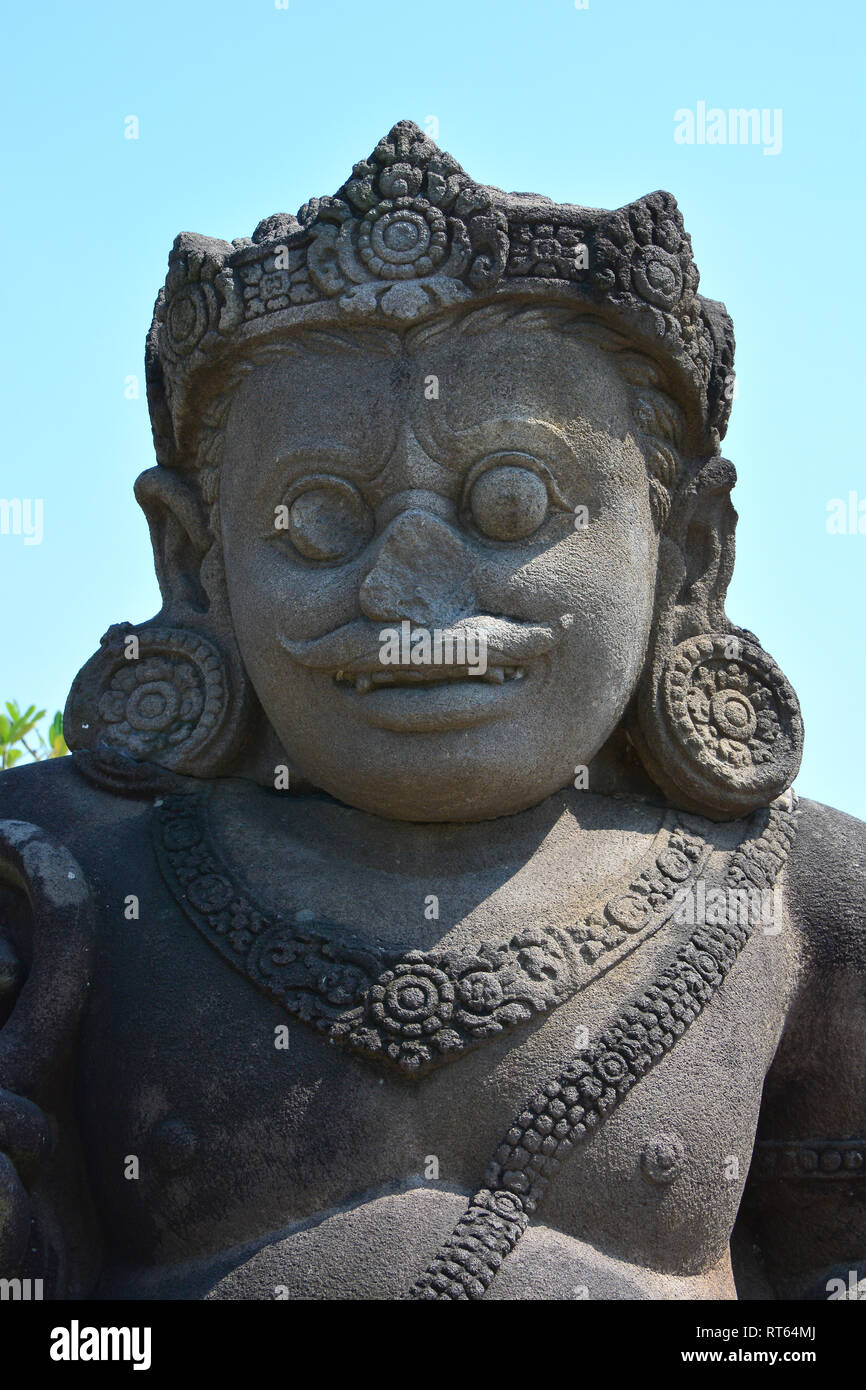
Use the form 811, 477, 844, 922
0, 122, 863, 1301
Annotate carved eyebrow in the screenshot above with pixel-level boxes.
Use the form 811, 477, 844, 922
244, 443, 367, 514
271, 443, 360, 474
409, 410, 592, 482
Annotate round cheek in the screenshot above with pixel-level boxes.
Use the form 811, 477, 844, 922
478, 489, 657, 756
564, 488, 657, 648
580, 507, 657, 716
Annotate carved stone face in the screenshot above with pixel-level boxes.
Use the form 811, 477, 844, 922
219, 318, 660, 820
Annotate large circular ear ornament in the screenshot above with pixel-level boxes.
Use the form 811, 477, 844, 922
64, 623, 249, 778
630, 633, 803, 820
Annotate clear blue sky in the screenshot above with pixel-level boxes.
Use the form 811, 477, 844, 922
2, 0, 864, 817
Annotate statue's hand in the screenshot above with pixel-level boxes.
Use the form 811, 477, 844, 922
0, 1087, 51, 1277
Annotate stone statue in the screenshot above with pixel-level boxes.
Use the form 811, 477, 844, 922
1, 121, 863, 1301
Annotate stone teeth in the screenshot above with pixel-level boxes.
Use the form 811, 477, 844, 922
339, 664, 527, 691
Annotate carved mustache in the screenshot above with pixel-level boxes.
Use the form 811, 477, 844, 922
279, 614, 574, 673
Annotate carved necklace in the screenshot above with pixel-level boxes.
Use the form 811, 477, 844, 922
153, 789, 711, 1076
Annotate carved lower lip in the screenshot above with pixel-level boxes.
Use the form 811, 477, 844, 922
329, 663, 534, 731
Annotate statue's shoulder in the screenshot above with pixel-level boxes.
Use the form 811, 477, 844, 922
0, 754, 103, 825
785, 795, 866, 969
0, 752, 175, 854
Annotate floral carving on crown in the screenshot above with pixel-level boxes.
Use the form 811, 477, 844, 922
293, 119, 511, 320
147, 120, 735, 456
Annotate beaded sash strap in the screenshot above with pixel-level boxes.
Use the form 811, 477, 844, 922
408, 791, 799, 1298
153, 791, 711, 1076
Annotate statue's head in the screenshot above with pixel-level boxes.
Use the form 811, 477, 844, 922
66, 121, 802, 822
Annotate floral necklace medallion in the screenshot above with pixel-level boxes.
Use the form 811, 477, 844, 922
153, 789, 712, 1075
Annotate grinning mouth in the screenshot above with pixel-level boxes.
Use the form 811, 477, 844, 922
334, 664, 527, 693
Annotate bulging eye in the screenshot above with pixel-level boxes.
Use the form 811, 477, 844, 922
281, 476, 373, 562
468, 455, 550, 541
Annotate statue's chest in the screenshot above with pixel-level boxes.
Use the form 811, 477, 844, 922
75, 841, 795, 1283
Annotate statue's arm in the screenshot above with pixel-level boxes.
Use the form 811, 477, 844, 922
738, 798, 866, 1299
0, 806, 98, 1294
0, 880, 41, 1281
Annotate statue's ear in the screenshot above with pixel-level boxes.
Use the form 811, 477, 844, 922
655, 455, 738, 652
63, 464, 263, 779
133, 465, 214, 619
626, 456, 803, 821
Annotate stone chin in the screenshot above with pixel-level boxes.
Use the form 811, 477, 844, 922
259, 714, 608, 825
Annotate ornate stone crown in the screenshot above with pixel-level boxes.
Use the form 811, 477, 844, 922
146, 119, 734, 467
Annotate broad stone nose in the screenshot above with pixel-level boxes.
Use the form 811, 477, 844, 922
359, 509, 477, 627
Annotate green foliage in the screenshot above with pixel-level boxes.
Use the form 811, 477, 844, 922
0, 700, 69, 769
47, 710, 68, 758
